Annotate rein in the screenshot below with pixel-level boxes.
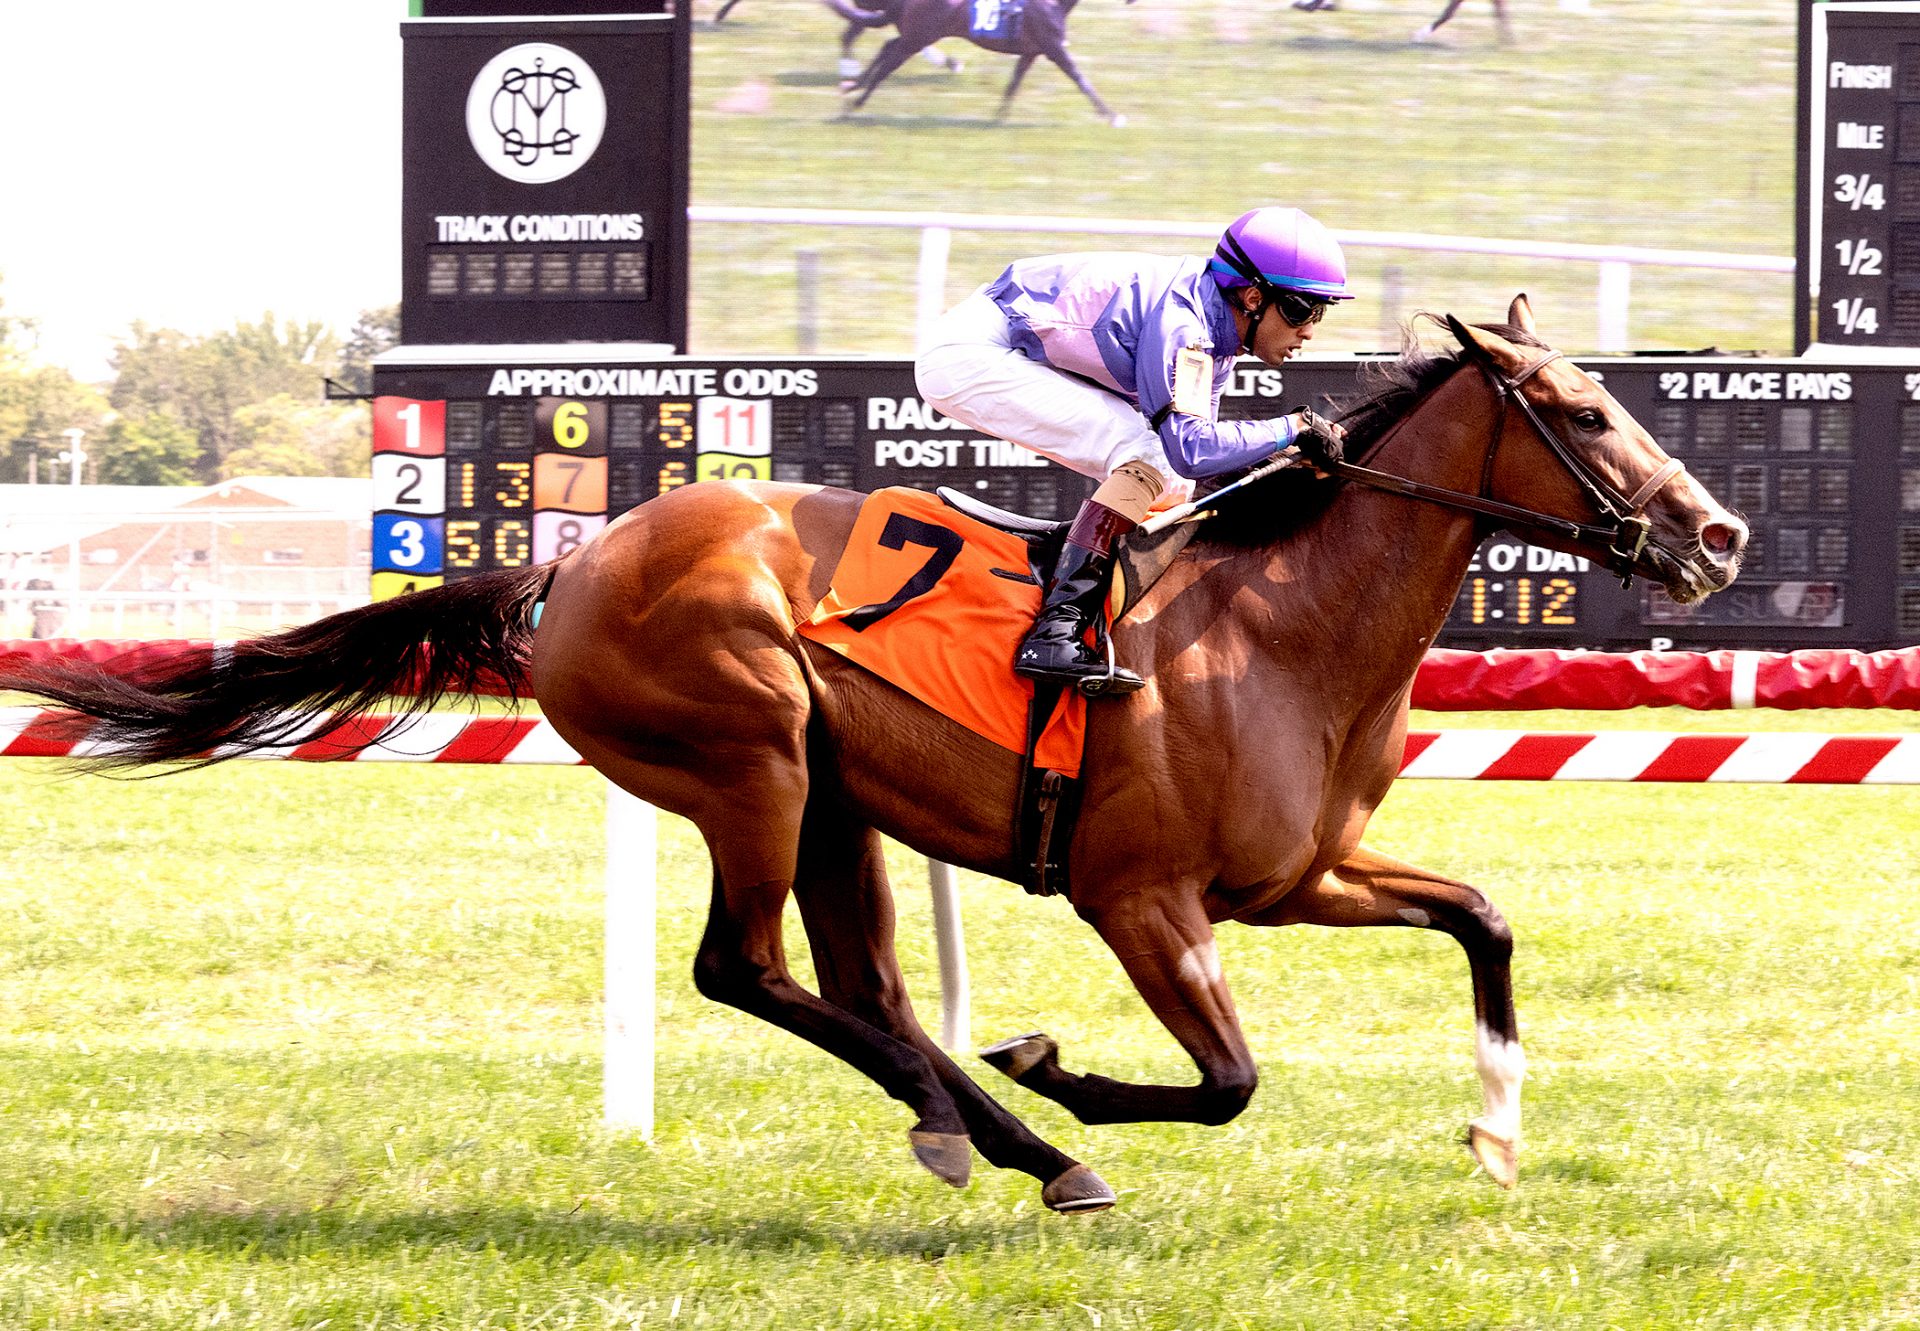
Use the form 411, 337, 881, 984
1323, 350, 1687, 586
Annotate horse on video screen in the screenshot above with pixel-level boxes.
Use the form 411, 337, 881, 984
4, 298, 1744, 1214
712, 0, 968, 79
831, 0, 1131, 124
1292, 0, 1513, 44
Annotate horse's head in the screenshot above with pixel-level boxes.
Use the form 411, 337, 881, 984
1444, 296, 1746, 604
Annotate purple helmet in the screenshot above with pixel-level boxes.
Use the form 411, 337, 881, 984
1209, 207, 1353, 301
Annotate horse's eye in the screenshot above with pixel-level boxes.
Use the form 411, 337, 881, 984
1572, 409, 1605, 431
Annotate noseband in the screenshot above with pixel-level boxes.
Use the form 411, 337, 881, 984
1325, 351, 1688, 587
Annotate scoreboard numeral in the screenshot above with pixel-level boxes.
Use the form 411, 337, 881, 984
1659, 372, 1688, 399
1833, 173, 1886, 211
658, 401, 694, 449
1831, 296, 1880, 336
552, 401, 592, 449
447, 520, 483, 569
1905, 373, 1920, 401
493, 460, 532, 507
398, 402, 423, 451
493, 519, 532, 567
1835, 239, 1884, 275
389, 520, 428, 568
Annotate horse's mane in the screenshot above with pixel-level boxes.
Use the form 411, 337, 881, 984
1193, 315, 1550, 548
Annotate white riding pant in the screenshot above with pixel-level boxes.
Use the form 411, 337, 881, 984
914, 291, 1196, 506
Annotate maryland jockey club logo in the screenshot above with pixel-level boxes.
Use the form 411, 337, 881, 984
464, 42, 607, 185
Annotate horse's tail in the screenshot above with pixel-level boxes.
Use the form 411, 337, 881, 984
822, 0, 893, 28
0, 564, 553, 773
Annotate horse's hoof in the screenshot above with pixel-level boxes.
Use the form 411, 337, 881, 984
1109, 114, 1128, 128
1466, 1121, 1519, 1190
1411, 23, 1436, 42
980, 1031, 1056, 1082
909, 1130, 973, 1188
1042, 1163, 1116, 1213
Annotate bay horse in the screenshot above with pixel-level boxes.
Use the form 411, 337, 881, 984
829, 0, 1130, 124
2, 298, 1745, 1214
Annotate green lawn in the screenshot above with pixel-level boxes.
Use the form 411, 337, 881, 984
0, 717, 1916, 1328
686, 0, 1796, 358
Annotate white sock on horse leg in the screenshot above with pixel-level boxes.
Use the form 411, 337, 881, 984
1473, 1021, 1525, 1143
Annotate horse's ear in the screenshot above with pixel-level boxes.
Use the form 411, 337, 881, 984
1446, 313, 1525, 369
1507, 294, 1537, 335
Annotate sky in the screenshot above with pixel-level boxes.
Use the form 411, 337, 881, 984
0, 1, 403, 380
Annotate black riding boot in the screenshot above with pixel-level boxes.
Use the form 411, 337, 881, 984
1015, 499, 1144, 695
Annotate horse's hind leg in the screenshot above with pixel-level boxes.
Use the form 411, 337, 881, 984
584, 743, 972, 1187
694, 836, 974, 1183
1492, 0, 1514, 43
1042, 46, 1121, 125
791, 804, 1115, 1211
983, 887, 1260, 1128
1266, 845, 1524, 1187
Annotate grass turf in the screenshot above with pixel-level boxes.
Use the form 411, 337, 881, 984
0, 711, 1915, 1327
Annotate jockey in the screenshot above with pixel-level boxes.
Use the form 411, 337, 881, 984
915, 205, 1353, 695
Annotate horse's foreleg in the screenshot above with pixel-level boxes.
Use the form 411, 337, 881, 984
846, 35, 925, 109
983, 890, 1258, 1126
997, 53, 1038, 116
1267, 846, 1523, 1187
1413, 0, 1466, 40
838, 21, 864, 81
1042, 47, 1121, 124
791, 808, 1115, 1211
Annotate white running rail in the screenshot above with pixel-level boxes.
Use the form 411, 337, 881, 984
689, 205, 1795, 352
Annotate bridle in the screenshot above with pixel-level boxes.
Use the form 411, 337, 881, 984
1323, 349, 1688, 587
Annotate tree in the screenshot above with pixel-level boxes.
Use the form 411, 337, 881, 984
335, 304, 400, 397
107, 314, 340, 482
94, 411, 201, 485
221, 394, 369, 479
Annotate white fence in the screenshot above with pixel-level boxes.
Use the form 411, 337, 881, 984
689, 205, 1796, 353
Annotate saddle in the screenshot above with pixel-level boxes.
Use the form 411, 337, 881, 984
938, 486, 1203, 620
800, 485, 1209, 899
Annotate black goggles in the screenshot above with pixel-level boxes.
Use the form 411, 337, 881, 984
1267, 288, 1331, 328
1214, 230, 1334, 328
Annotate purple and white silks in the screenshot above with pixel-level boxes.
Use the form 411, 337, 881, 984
980, 252, 1296, 480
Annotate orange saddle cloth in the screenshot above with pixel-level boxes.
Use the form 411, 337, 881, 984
799, 487, 1087, 777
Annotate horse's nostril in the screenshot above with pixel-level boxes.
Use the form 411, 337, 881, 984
1701, 520, 1747, 559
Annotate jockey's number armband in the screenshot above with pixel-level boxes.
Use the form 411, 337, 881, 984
1171, 346, 1213, 418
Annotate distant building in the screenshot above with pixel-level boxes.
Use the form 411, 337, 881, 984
0, 478, 372, 638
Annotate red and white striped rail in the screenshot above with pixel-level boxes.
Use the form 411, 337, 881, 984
6, 708, 1917, 783
1399, 729, 1920, 784
0, 710, 585, 765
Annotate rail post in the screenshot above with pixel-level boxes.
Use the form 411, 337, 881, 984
603, 781, 658, 1137
1597, 259, 1632, 352
915, 225, 953, 350
927, 860, 970, 1051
